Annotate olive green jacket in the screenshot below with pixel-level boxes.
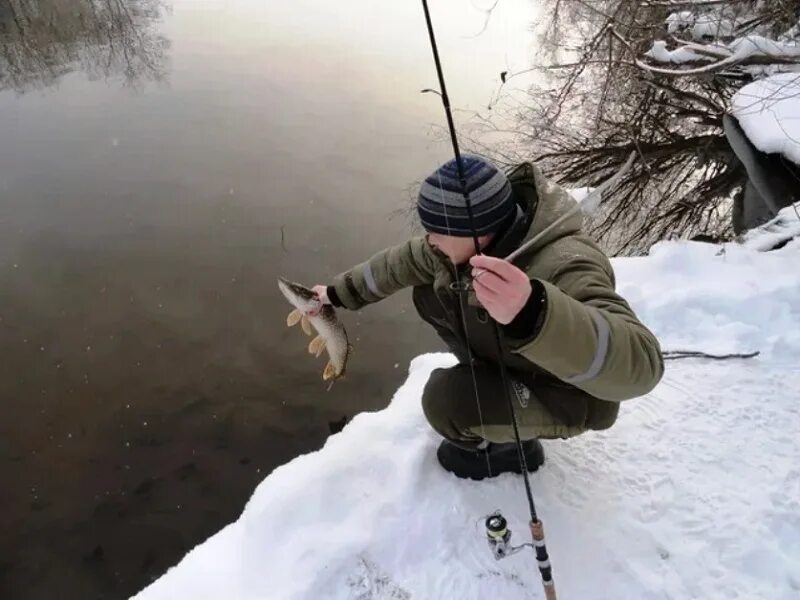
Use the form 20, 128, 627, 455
330, 162, 663, 406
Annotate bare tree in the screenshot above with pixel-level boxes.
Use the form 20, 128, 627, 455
475, 0, 800, 254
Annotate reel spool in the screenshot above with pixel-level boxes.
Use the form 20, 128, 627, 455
485, 512, 525, 560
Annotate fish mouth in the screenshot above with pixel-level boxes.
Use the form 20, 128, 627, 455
276, 277, 293, 300
277, 276, 315, 302
276, 276, 294, 291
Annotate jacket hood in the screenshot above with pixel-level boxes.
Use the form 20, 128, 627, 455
487, 162, 584, 263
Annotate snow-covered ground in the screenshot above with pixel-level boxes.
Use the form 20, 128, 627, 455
134, 206, 800, 600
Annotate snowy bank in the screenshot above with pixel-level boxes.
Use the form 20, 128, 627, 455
134, 224, 800, 599
732, 72, 800, 165
743, 202, 800, 252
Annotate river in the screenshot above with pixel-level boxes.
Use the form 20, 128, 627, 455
0, 1, 536, 597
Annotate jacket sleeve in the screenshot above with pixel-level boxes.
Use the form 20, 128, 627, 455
330, 237, 440, 310
507, 247, 664, 401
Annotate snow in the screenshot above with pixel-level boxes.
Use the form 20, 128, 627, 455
645, 33, 800, 68
666, 11, 695, 35
645, 41, 709, 64
732, 72, 800, 165
567, 187, 592, 202
743, 202, 800, 252
663, 6, 748, 42
783, 21, 800, 43
728, 35, 800, 61
691, 12, 739, 42
567, 187, 598, 211
134, 226, 800, 599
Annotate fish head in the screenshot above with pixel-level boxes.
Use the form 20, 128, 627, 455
277, 277, 320, 313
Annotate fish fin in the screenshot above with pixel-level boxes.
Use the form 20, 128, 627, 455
314, 343, 326, 358
286, 309, 302, 327
323, 362, 337, 381
300, 315, 314, 336
308, 336, 326, 355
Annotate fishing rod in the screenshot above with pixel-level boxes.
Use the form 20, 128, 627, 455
419, 1, 557, 598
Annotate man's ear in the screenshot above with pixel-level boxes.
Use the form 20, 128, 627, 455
479, 234, 493, 248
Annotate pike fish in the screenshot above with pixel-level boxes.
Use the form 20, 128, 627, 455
277, 277, 350, 384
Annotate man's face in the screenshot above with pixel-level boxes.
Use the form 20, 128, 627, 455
426, 232, 492, 265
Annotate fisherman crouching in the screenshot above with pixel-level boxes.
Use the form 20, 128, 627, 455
311, 155, 664, 480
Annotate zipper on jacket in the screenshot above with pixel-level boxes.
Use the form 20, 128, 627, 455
451, 263, 473, 360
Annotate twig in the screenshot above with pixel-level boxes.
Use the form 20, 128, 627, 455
464, 0, 500, 39
663, 350, 760, 360
280, 225, 288, 252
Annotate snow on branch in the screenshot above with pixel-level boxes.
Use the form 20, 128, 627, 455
636, 0, 800, 75
667, 11, 699, 34
636, 34, 800, 76
732, 72, 800, 164
645, 40, 714, 64
783, 22, 800, 43
640, 1, 731, 6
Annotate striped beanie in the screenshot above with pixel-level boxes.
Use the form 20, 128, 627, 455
417, 154, 514, 236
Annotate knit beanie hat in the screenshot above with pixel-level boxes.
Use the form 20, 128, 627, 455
417, 154, 515, 236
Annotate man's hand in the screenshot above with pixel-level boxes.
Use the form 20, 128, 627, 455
469, 255, 531, 325
308, 285, 330, 316
311, 285, 329, 305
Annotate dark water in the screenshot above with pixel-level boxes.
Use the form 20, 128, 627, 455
0, 1, 533, 598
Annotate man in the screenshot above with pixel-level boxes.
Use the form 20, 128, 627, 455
312, 155, 663, 480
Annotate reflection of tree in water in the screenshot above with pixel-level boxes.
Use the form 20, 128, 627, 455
0, 0, 169, 92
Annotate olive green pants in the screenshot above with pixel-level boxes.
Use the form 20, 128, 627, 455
412, 285, 618, 445
421, 363, 590, 446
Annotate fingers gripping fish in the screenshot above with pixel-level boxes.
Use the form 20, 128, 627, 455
277, 277, 350, 385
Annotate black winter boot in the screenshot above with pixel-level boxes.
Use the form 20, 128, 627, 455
436, 439, 545, 480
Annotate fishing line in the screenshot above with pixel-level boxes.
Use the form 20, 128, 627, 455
419, 1, 557, 596
433, 165, 494, 478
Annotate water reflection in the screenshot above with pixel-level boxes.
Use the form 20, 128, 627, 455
0, 0, 169, 92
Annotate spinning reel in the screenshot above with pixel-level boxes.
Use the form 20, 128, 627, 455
484, 512, 534, 561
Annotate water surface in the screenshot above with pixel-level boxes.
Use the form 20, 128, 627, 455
0, 1, 535, 597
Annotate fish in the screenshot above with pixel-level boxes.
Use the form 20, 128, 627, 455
277, 277, 350, 384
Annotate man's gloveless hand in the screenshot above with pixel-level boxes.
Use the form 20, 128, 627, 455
469, 255, 532, 325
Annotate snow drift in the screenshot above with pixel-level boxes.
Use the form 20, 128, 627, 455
134, 206, 800, 600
